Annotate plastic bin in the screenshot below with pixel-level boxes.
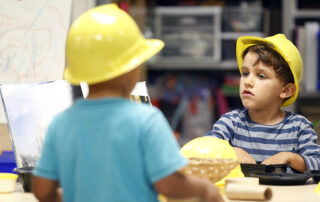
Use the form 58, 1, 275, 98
222, 7, 263, 32
155, 6, 222, 63
0, 151, 17, 173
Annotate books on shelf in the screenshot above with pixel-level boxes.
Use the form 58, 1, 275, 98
295, 22, 320, 92
318, 31, 320, 90
305, 22, 319, 92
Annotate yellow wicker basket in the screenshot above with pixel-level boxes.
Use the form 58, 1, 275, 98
179, 157, 239, 184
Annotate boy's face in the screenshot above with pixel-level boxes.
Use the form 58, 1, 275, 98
239, 51, 287, 110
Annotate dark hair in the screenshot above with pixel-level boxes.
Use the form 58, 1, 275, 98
241, 44, 294, 85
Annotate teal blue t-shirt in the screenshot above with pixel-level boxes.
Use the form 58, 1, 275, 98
33, 98, 187, 202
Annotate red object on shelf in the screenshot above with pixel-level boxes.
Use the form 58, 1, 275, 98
118, 2, 130, 13
215, 88, 229, 117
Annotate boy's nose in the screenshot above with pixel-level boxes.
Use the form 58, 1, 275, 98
244, 76, 254, 87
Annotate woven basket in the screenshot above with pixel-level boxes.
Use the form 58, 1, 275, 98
179, 157, 239, 184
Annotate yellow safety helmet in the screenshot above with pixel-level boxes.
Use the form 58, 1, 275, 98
180, 137, 244, 187
236, 34, 303, 107
64, 4, 164, 85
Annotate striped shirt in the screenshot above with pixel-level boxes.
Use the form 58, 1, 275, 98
206, 108, 320, 171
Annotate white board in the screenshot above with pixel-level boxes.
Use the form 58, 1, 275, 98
0, 0, 72, 122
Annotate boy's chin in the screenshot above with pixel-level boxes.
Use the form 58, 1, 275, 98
241, 101, 253, 109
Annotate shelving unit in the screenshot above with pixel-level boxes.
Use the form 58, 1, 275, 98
282, 0, 320, 94
282, 0, 320, 40
282, 0, 320, 129
153, 6, 222, 68
148, 60, 238, 70
220, 32, 264, 39
150, 5, 266, 70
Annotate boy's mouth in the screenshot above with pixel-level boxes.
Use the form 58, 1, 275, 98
243, 89, 254, 96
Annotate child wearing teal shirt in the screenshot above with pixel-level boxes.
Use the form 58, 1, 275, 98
32, 4, 223, 202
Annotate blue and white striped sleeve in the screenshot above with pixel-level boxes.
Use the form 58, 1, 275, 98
205, 112, 235, 141
297, 119, 320, 170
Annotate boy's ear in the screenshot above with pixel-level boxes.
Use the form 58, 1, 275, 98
280, 83, 296, 99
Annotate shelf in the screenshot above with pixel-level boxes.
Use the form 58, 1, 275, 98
282, 0, 320, 114
222, 91, 239, 97
148, 60, 238, 70
221, 32, 264, 39
294, 10, 320, 18
299, 91, 320, 98
282, 0, 320, 39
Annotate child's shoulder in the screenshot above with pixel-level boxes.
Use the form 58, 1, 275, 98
284, 111, 312, 124
221, 108, 247, 119
107, 99, 164, 119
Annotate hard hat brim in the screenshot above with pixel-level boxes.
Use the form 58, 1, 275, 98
64, 39, 164, 85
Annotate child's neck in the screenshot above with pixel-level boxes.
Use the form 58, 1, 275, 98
87, 87, 129, 99
248, 108, 286, 125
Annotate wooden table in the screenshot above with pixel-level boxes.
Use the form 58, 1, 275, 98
0, 183, 37, 202
223, 182, 320, 202
0, 192, 38, 202
1, 181, 320, 202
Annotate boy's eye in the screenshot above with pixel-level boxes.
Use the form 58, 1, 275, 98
258, 74, 265, 79
242, 72, 249, 77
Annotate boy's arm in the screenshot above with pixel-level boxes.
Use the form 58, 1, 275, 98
206, 113, 234, 141
233, 147, 256, 164
154, 172, 224, 202
262, 117, 320, 172
32, 176, 62, 202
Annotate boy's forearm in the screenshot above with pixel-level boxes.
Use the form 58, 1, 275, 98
262, 152, 307, 172
288, 153, 307, 172
154, 172, 210, 198
32, 176, 61, 202
34, 189, 61, 202
233, 147, 256, 164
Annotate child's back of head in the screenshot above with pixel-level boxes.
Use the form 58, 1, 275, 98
63, 4, 164, 87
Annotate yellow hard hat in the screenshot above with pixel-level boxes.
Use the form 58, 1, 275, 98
64, 4, 164, 85
180, 137, 244, 187
315, 181, 320, 193
236, 34, 303, 107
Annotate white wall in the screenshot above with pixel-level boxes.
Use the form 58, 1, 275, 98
71, 0, 96, 22
0, 0, 98, 151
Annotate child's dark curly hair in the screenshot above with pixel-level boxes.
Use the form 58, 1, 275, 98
241, 44, 294, 85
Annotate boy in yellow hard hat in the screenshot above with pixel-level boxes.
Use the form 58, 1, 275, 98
206, 34, 320, 173
32, 4, 224, 202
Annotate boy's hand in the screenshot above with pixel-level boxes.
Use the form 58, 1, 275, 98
261, 152, 306, 172
202, 179, 225, 202
233, 147, 256, 164
154, 172, 224, 201
261, 152, 291, 165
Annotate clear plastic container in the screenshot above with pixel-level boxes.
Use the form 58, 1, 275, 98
222, 7, 263, 32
